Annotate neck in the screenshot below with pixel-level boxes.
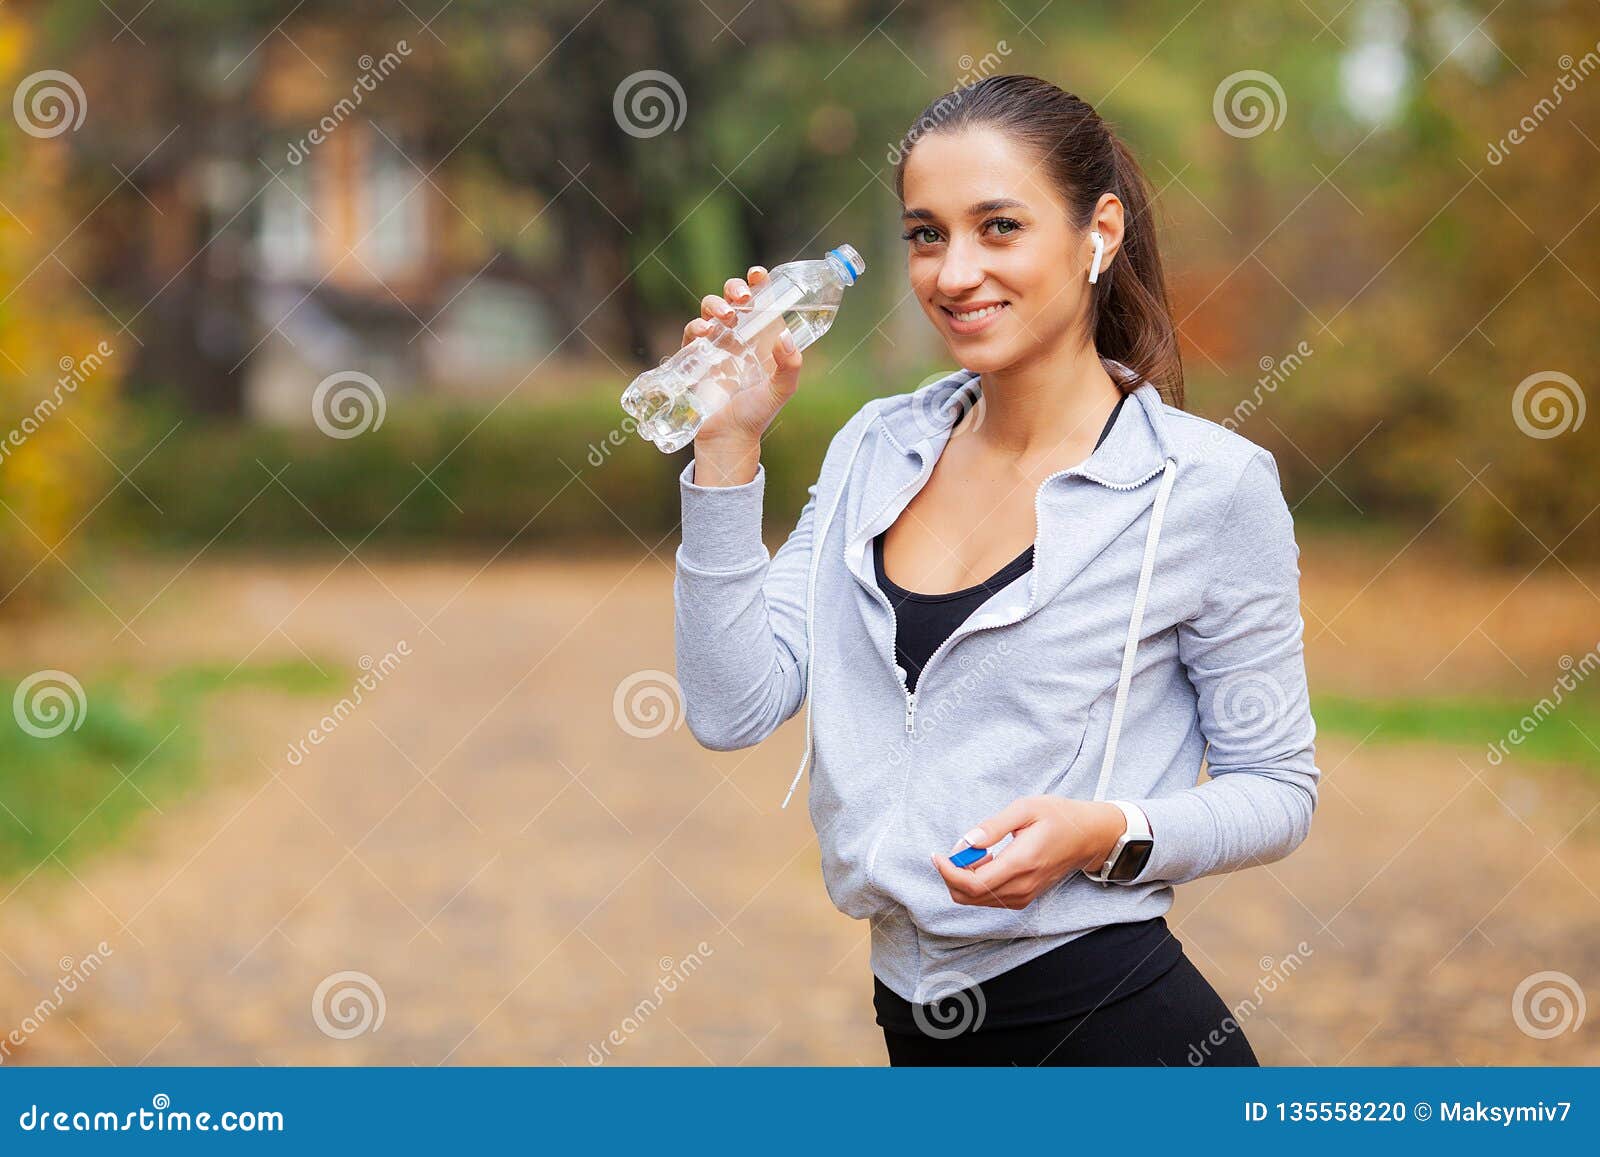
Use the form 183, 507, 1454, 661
972, 338, 1123, 466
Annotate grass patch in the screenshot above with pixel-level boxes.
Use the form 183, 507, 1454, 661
1314, 692, 1600, 774
0, 660, 338, 881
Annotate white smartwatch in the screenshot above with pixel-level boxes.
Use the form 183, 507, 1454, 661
1085, 800, 1154, 885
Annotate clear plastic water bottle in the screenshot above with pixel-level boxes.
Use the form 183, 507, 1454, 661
620, 244, 866, 452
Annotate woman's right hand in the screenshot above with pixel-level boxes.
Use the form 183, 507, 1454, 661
685, 264, 805, 452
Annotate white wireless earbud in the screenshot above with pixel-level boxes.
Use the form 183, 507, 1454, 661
1088, 230, 1106, 284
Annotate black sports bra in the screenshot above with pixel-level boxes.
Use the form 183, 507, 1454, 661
872, 392, 1126, 694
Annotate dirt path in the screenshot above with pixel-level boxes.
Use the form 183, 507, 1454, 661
1, 538, 1597, 1065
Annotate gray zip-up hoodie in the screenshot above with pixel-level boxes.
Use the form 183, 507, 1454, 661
673, 364, 1319, 1003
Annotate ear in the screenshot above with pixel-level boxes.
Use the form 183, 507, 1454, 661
1089, 193, 1127, 275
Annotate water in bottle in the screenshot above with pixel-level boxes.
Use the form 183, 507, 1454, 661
620, 244, 866, 452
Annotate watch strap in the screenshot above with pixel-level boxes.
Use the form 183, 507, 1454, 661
1087, 800, 1152, 884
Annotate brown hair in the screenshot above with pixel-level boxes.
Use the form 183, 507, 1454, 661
892, 74, 1184, 407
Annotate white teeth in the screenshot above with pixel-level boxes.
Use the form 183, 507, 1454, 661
951, 304, 1005, 322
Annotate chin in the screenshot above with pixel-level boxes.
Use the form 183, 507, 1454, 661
940, 339, 1016, 375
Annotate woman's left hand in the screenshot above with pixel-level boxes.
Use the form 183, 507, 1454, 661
931, 796, 1127, 909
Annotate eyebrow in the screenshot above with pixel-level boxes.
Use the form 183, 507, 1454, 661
901, 197, 1027, 222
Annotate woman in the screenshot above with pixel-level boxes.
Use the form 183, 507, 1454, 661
671, 75, 1318, 1066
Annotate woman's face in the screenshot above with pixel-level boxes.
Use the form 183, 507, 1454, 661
899, 127, 1090, 373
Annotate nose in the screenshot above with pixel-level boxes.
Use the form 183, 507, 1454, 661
934, 239, 985, 299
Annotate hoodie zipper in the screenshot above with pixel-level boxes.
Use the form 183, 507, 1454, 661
859, 429, 1168, 887
900, 457, 1171, 735
856, 447, 937, 718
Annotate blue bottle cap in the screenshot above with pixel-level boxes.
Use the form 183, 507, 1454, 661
827, 243, 866, 285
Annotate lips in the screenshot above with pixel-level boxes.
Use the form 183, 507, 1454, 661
939, 300, 1010, 334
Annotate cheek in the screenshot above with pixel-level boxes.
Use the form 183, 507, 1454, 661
1013, 256, 1081, 320
908, 257, 943, 305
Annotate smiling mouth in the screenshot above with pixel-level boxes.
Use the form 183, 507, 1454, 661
941, 302, 1009, 323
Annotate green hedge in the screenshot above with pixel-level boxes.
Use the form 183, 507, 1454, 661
106, 384, 880, 552
105, 367, 1471, 557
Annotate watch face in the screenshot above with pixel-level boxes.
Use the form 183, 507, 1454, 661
1107, 839, 1154, 883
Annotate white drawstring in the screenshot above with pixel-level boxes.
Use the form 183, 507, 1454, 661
1091, 457, 1178, 802
781, 410, 882, 810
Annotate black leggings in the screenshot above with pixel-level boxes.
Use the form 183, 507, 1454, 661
881, 952, 1260, 1066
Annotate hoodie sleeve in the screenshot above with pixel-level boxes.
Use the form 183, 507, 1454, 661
1126, 447, 1320, 886
673, 446, 827, 753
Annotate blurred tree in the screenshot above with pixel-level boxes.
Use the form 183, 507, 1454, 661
0, 8, 121, 609
1293, 0, 1600, 563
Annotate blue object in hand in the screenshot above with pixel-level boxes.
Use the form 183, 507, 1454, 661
949, 845, 988, 869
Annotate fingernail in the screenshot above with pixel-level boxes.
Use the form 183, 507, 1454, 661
779, 332, 796, 353
961, 828, 986, 848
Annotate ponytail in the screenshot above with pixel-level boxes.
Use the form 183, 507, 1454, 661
1094, 135, 1183, 406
